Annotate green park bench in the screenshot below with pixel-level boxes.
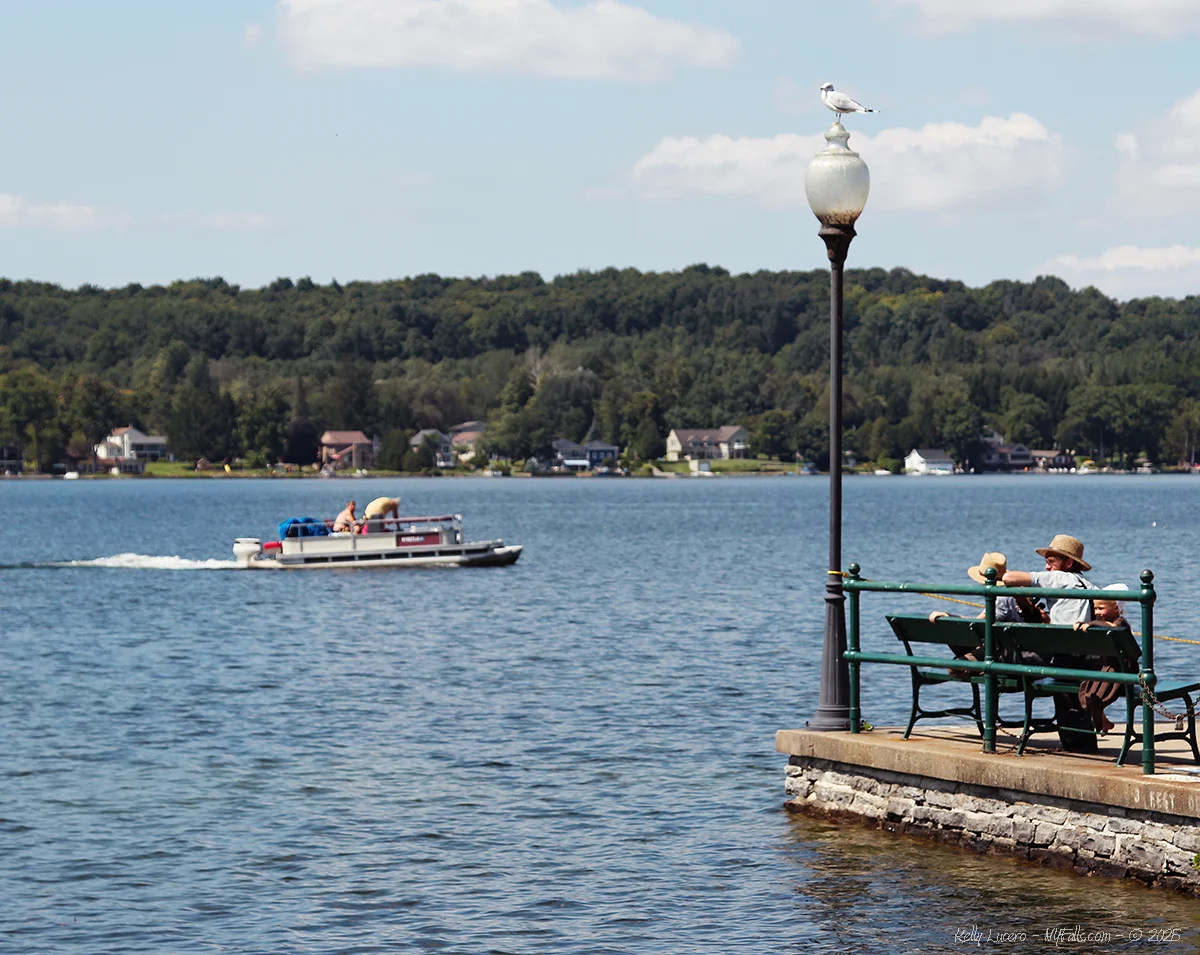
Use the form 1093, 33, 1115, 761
885, 613, 1200, 764
884, 613, 1038, 741
842, 564, 1199, 775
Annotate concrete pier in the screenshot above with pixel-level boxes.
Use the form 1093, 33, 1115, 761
777, 724, 1200, 894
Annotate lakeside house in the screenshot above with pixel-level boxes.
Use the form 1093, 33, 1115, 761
1, 444, 24, 475
904, 448, 955, 474
91, 425, 171, 473
409, 429, 454, 468
95, 425, 170, 462
452, 429, 486, 464
665, 426, 750, 462
981, 442, 1033, 471
320, 430, 374, 470
1030, 449, 1077, 471
551, 438, 621, 471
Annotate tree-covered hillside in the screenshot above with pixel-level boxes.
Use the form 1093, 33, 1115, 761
2, 265, 1199, 470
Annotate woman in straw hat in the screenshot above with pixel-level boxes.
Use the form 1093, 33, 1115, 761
1001, 534, 1097, 626
929, 552, 1047, 625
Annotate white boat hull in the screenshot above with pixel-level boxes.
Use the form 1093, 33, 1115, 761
241, 543, 522, 570
233, 516, 522, 570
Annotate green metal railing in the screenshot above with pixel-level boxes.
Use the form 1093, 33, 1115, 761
842, 563, 1159, 775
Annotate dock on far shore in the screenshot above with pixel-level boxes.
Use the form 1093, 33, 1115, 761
777, 724, 1200, 895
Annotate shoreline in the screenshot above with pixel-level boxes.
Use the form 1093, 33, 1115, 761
3, 469, 1198, 482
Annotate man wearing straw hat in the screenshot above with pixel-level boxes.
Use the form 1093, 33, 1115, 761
1002, 534, 1097, 625
1004, 535, 1100, 752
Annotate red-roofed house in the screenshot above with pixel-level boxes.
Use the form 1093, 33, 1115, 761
452, 430, 485, 464
320, 430, 374, 470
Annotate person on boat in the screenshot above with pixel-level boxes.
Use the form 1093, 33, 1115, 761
1001, 534, 1096, 625
333, 500, 359, 533
361, 496, 400, 533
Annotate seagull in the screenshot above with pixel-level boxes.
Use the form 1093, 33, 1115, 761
820, 82, 877, 119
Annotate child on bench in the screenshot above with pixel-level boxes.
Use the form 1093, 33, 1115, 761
1072, 584, 1132, 735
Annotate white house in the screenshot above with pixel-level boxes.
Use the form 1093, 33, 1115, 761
95, 426, 170, 463
904, 448, 955, 474
665, 426, 750, 462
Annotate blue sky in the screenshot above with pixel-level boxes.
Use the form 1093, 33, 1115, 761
2, 0, 1199, 298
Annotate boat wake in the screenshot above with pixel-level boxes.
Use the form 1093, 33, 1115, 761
6, 553, 243, 571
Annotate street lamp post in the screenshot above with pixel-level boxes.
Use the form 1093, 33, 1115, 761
804, 121, 870, 731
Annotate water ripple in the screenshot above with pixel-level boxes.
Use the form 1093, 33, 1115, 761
2, 477, 1200, 951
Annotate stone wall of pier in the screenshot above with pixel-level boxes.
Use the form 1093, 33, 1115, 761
785, 757, 1200, 894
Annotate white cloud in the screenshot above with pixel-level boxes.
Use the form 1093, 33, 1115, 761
0, 194, 99, 230
630, 114, 1063, 213
277, 0, 739, 80
1040, 245, 1200, 298
244, 23, 265, 48
1046, 245, 1200, 273
893, 0, 1200, 37
1113, 89, 1200, 215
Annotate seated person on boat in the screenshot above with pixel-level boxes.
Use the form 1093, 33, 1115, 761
333, 500, 359, 533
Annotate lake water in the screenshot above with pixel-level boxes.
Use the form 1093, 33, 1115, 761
3, 474, 1200, 953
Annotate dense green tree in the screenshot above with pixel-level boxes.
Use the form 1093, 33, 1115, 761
1165, 399, 1200, 467
236, 387, 289, 463
169, 358, 236, 461
283, 420, 319, 465
67, 373, 123, 469
619, 391, 665, 460
999, 389, 1052, 447
283, 377, 319, 464
320, 360, 378, 433
748, 409, 795, 459
5, 265, 1200, 470
376, 429, 412, 471
0, 367, 57, 469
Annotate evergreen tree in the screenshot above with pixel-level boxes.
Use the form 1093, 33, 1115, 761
284, 377, 319, 464
169, 359, 235, 461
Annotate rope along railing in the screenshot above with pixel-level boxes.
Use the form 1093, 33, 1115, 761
840, 564, 1166, 775
831, 570, 1200, 646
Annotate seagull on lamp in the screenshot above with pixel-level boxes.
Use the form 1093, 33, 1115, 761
819, 83, 877, 120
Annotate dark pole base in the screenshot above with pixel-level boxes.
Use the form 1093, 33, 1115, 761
809, 578, 850, 731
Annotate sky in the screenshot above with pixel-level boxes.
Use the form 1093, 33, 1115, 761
2, 0, 1200, 299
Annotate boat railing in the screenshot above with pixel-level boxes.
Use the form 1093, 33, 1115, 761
394, 514, 462, 526
283, 514, 462, 538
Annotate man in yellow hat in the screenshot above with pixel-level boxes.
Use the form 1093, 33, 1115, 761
1002, 534, 1096, 625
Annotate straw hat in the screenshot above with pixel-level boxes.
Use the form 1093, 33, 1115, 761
1035, 534, 1090, 571
967, 552, 1008, 584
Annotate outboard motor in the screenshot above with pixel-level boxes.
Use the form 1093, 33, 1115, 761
232, 538, 263, 568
